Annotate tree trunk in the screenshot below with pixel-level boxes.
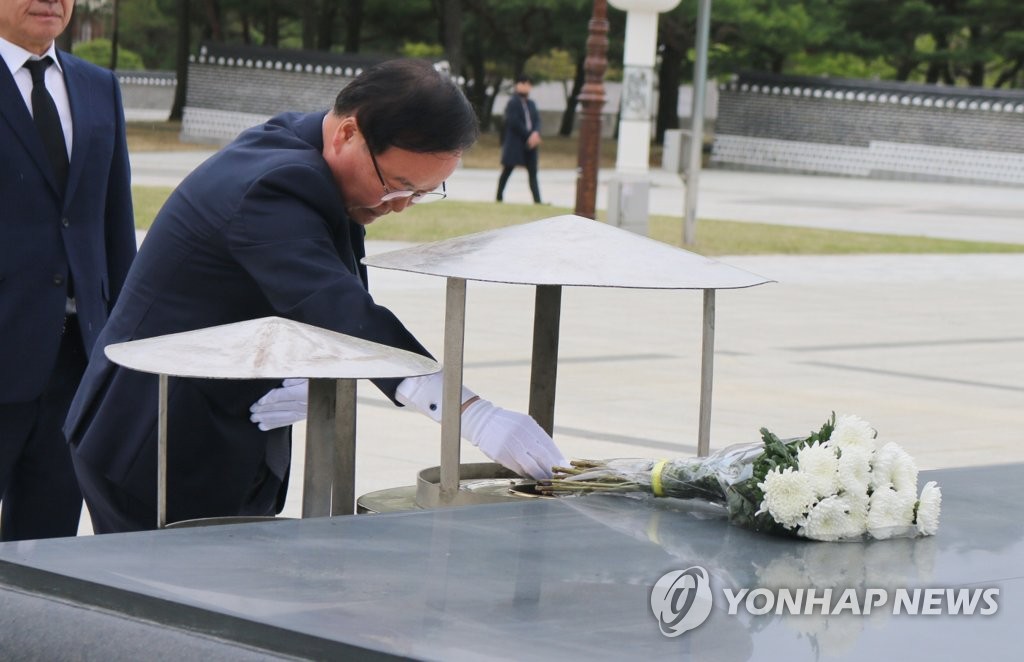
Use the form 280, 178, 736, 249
439, 0, 464, 78
559, 54, 585, 136
465, 48, 493, 131
170, 0, 191, 121
109, 0, 120, 70
318, 1, 339, 51
655, 41, 682, 143
264, 1, 280, 47
967, 25, 985, 87
302, 0, 316, 50
993, 60, 1022, 89
240, 7, 251, 44
895, 60, 915, 81
56, 9, 73, 52
201, 0, 223, 42
344, 0, 364, 53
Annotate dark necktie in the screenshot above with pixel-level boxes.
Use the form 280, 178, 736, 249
24, 57, 69, 194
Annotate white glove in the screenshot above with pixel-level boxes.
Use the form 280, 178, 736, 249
250, 378, 308, 431
396, 372, 475, 423
460, 398, 568, 480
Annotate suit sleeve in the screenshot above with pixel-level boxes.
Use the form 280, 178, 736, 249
103, 71, 137, 309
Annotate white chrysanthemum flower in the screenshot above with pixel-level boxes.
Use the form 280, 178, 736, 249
915, 481, 942, 536
800, 495, 868, 541
757, 467, 817, 529
871, 442, 919, 492
828, 414, 878, 453
837, 445, 872, 497
867, 487, 916, 539
797, 442, 840, 497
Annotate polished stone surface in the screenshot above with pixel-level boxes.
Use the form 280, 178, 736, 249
1, 464, 1020, 660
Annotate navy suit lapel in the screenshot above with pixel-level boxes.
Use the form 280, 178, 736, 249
0, 58, 58, 191
59, 52, 93, 204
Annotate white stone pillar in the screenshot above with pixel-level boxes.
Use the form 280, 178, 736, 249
607, 0, 681, 235
609, 0, 681, 176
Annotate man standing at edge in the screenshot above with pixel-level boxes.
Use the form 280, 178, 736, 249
0, 0, 137, 540
66, 59, 566, 533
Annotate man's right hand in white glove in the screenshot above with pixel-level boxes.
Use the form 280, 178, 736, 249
460, 398, 568, 480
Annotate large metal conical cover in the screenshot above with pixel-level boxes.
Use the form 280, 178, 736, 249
104, 316, 439, 380
363, 215, 773, 289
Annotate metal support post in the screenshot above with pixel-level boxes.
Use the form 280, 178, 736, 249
440, 278, 468, 503
331, 379, 358, 516
684, 0, 712, 246
697, 288, 715, 456
529, 285, 562, 435
303, 378, 337, 518
157, 374, 168, 529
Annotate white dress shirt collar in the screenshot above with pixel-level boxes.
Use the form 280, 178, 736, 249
0, 36, 63, 77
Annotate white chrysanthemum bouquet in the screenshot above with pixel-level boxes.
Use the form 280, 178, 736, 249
541, 413, 941, 542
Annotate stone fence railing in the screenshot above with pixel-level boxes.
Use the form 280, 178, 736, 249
712, 71, 1024, 186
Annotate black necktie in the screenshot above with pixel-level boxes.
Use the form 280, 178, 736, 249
24, 57, 69, 194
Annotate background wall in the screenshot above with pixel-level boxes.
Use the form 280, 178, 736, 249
118, 43, 719, 146
713, 72, 1024, 186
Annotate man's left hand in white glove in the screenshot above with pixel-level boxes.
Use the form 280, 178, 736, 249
249, 378, 308, 431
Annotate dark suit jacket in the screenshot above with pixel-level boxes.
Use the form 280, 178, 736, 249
65, 111, 429, 523
500, 94, 540, 168
0, 51, 136, 403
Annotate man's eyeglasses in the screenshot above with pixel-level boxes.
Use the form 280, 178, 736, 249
368, 148, 447, 204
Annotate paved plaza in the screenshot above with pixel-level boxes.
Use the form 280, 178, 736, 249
115, 153, 1024, 526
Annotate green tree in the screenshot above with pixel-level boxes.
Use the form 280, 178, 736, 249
459, 0, 614, 132
73, 38, 145, 70
835, 0, 936, 81
956, 0, 1024, 87
710, 0, 839, 74
119, 0, 178, 69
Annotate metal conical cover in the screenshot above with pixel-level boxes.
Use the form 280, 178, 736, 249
104, 316, 439, 380
363, 215, 773, 289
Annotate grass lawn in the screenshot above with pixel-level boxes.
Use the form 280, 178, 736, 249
128, 121, 1024, 256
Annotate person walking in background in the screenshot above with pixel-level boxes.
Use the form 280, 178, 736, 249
0, 0, 137, 540
496, 74, 543, 204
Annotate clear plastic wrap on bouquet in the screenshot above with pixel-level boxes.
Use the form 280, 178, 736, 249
541, 413, 942, 542
545, 442, 790, 536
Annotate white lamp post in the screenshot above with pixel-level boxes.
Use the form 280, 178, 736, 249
607, 0, 681, 235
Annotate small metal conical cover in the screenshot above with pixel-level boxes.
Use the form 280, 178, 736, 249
104, 316, 439, 380
363, 214, 773, 289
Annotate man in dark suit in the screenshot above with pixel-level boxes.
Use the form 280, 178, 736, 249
0, 0, 137, 540
496, 74, 543, 204
65, 59, 566, 534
